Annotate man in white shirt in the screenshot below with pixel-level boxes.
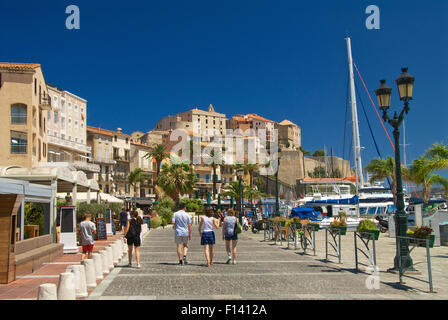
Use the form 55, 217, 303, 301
171, 203, 192, 265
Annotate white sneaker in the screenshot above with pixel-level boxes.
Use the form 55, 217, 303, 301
233, 260, 237, 265
226, 256, 232, 264
137, 264, 141, 269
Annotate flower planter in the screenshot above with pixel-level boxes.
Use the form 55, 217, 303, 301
359, 229, 380, 240
330, 225, 347, 235
409, 235, 435, 248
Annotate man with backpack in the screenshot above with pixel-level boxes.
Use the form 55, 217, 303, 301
171, 202, 192, 265
125, 210, 143, 268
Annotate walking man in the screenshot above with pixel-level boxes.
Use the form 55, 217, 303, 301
120, 207, 128, 233
172, 202, 192, 265
80, 213, 96, 261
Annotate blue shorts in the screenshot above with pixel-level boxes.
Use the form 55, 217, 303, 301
201, 231, 215, 245
225, 233, 238, 241
121, 220, 127, 228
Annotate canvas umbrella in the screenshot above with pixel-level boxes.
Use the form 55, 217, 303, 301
230, 196, 234, 209
195, 191, 199, 199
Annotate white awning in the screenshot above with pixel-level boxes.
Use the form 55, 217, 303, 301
75, 192, 124, 203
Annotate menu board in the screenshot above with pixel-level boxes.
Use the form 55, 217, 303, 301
96, 218, 107, 240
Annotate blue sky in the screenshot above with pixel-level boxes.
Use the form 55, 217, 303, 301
1, 0, 447, 177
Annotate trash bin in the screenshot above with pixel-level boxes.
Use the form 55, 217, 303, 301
440, 222, 448, 246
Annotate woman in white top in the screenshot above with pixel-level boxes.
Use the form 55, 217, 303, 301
198, 207, 220, 267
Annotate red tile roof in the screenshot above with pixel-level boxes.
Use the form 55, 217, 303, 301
87, 126, 115, 136
0, 62, 41, 70
245, 114, 275, 123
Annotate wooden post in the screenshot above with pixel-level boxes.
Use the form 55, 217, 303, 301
0, 194, 23, 284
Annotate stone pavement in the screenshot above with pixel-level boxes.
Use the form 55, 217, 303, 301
0, 231, 125, 300
88, 225, 447, 300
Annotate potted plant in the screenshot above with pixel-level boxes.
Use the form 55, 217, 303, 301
357, 219, 380, 240
409, 226, 434, 248
329, 219, 347, 235
307, 221, 320, 231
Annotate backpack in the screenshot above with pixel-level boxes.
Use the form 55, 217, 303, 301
126, 219, 141, 238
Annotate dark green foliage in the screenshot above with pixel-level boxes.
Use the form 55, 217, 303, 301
179, 198, 204, 213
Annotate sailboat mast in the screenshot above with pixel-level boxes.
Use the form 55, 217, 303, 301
345, 37, 365, 188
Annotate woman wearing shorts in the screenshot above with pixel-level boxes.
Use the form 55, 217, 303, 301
198, 207, 220, 267
125, 210, 143, 268
222, 209, 238, 265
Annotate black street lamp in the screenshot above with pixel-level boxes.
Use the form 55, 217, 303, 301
375, 67, 415, 272
236, 168, 244, 224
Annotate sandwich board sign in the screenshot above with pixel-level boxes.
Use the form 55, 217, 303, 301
59, 206, 78, 254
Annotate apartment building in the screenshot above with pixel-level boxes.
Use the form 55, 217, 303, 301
130, 140, 156, 199
0, 63, 51, 168
154, 104, 227, 135
228, 113, 276, 142
87, 126, 116, 194
45, 84, 99, 173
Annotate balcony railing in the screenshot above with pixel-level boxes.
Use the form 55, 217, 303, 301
11, 143, 27, 154
47, 135, 91, 154
39, 95, 52, 110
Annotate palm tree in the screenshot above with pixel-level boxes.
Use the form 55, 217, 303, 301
157, 162, 197, 204
223, 180, 245, 203
128, 168, 149, 206
209, 149, 224, 199
365, 156, 410, 204
408, 156, 448, 203
145, 144, 169, 179
425, 143, 448, 171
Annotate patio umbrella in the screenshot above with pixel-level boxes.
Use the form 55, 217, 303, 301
195, 191, 199, 199
265, 203, 269, 218
230, 196, 234, 208
217, 194, 221, 211
207, 192, 211, 207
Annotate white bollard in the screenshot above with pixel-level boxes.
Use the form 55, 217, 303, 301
57, 272, 76, 300
67, 265, 88, 298
122, 238, 128, 254
37, 283, 57, 300
116, 239, 123, 258
105, 246, 114, 270
100, 250, 109, 275
82, 259, 97, 289
92, 253, 104, 280
111, 242, 119, 266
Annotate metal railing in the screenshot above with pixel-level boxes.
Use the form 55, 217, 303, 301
397, 236, 434, 293
11, 143, 27, 154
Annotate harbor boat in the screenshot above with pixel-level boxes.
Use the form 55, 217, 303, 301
293, 37, 408, 229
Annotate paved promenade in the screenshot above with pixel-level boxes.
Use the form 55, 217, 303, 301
88, 225, 447, 300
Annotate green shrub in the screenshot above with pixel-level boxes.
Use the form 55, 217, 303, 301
180, 198, 204, 213
157, 207, 173, 225
76, 202, 108, 221
155, 196, 175, 210
24, 202, 45, 236
150, 215, 162, 228
357, 219, 378, 232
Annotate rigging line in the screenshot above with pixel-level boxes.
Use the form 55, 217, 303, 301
353, 63, 395, 150
355, 83, 392, 190
354, 62, 419, 198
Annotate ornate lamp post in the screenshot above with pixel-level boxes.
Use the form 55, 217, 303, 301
236, 168, 244, 224
375, 67, 415, 272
